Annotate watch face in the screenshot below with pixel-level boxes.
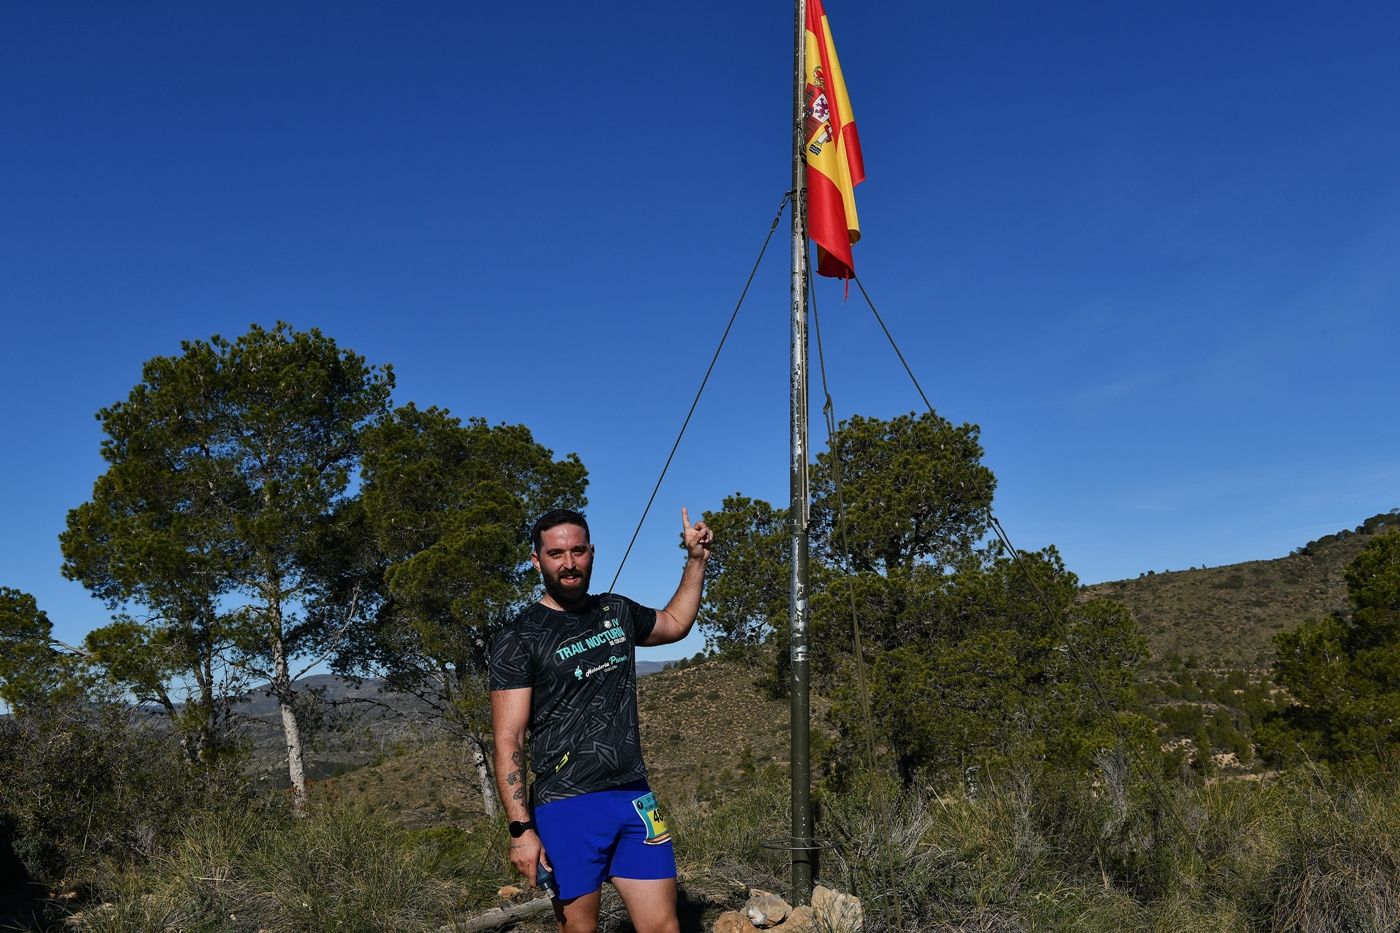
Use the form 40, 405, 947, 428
509, 820, 529, 838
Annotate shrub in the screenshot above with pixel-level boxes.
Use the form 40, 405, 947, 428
71, 797, 472, 931
0, 701, 245, 887
1262, 772, 1400, 932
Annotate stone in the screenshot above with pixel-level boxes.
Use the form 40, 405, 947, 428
744, 892, 792, 928
713, 909, 751, 933
496, 884, 524, 899
811, 884, 863, 931
780, 905, 815, 931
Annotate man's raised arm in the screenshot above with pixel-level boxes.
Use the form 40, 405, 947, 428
642, 507, 714, 647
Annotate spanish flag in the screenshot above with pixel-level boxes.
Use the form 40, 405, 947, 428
804, 0, 865, 280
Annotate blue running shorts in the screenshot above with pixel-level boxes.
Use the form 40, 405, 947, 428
533, 780, 676, 901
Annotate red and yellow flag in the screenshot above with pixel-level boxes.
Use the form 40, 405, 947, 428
804, 0, 865, 280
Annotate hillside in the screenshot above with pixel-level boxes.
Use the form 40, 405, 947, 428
1085, 511, 1400, 668
236, 512, 1400, 800
232, 674, 446, 786
638, 650, 814, 805
322, 651, 811, 825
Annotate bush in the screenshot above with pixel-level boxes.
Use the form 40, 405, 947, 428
1262, 771, 1400, 932
70, 797, 475, 931
0, 701, 246, 887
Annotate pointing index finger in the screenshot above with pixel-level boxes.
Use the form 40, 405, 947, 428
682, 506, 692, 530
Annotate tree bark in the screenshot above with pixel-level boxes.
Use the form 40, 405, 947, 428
471, 734, 498, 818
267, 612, 308, 815
277, 689, 309, 814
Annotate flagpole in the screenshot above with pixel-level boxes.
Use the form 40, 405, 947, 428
789, 0, 815, 907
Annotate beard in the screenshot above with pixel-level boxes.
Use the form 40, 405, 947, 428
542, 563, 591, 608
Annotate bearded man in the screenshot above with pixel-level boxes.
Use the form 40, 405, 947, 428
488, 507, 713, 933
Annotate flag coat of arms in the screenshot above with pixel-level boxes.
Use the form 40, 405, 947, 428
804, 0, 865, 280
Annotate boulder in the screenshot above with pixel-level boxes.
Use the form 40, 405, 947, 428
781, 904, 815, 931
811, 884, 863, 931
744, 891, 792, 928
713, 909, 751, 933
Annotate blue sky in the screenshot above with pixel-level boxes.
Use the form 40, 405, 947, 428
3, 1, 1398, 663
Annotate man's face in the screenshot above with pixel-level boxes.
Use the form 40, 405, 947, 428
532, 523, 594, 609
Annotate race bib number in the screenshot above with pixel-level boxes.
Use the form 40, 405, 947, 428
631, 791, 671, 845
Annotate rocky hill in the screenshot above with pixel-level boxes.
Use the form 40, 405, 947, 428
1085, 510, 1400, 669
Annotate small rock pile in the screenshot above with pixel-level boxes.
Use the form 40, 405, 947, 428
714, 885, 863, 933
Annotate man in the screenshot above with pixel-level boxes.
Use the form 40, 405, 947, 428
489, 507, 713, 933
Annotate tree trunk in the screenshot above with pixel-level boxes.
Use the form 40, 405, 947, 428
193, 611, 219, 763
278, 689, 309, 814
471, 735, 498, 818
268, 620, 308, 815
153, 687, 199, 764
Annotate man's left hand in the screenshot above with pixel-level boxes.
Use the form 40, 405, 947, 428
681, 507, 713, 561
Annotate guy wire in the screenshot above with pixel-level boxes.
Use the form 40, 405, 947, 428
609, 192, 791, 593
810, 273, 904, 929
850, 272, 1244, 884
809, 275, 879, 775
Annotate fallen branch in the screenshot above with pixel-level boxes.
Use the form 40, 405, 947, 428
441, 895, 554, 932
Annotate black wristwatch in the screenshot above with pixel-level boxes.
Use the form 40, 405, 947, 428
508, 819, 536, 838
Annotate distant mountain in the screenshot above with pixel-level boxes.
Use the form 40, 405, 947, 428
238, 664, 672, 785
1084, 511, 1400, 669
231, 675, 443, 786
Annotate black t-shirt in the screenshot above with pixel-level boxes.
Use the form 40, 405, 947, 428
488, 593, 658, 804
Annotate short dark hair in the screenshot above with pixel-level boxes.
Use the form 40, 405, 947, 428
531, 509, 590, 552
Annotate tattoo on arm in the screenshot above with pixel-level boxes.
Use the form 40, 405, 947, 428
505, 748, 527, 802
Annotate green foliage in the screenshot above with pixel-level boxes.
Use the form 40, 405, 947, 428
345, 404, 587, 740
0, 701, 245, 886
1261, 530, 1400, 768
697, 494, 789, 654
0, 587, 86, 713
62, 321, 393, 624
78, 618, 246, 761
812, 410, 995, 573
60, 322, 394, 776
829, 548, 1149, 786
697, 409, 1147, 784
1143, 668, 1279, 771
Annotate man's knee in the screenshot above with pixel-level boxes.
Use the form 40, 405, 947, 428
559, 920, 598, 933
554, 893, 601, 933
633, 919, 679, 933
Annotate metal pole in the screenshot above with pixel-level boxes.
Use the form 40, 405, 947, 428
789, 0, 814, 907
